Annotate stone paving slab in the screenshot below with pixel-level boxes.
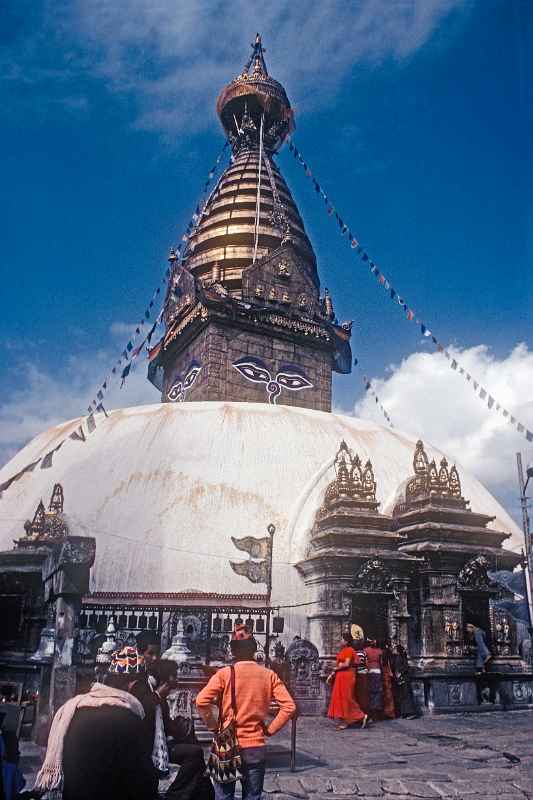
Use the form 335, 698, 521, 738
18, 709, 533, 799
264, 711, 533, 799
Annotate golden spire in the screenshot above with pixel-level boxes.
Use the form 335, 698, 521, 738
181, 36, 315, 296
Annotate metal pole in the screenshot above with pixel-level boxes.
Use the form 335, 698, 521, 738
265, 524, 275, 666
517, 453, 533, 640
252, 114, 264, 264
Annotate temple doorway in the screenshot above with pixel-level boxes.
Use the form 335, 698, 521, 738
461, 592, 491, 643
350, 594, 389, 643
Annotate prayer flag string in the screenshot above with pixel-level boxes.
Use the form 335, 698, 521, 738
352, 358, 394, 428
0, 142, 232, 498
286, 138, 533, 445
86, 140, 230, 412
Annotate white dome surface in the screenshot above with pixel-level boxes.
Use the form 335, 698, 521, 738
0, 402, 522, 608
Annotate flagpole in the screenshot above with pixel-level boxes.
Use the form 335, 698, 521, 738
517, 453, 533, 646
265, 524, 275, 666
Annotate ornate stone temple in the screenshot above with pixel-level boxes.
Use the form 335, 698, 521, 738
0, 35, 531, 731
297, 439, 527, 711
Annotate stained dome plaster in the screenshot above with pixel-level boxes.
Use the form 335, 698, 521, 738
0, 402, 521, 611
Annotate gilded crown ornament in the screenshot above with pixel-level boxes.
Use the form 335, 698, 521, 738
402, 440, 466, 507
320, 441, 378, 513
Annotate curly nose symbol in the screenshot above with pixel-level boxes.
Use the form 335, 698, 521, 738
267, 381, 281, 404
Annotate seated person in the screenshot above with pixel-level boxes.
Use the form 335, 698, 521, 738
153, 659, 211, 800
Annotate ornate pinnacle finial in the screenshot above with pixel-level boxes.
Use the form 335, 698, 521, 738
321, 441, 378, 511
48, 483, 64, 514
249, 33, 268, 77
217, 34, 292, 153
402, 440, 467, 510
413, 440, 429, 475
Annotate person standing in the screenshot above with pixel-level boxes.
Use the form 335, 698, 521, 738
391, 643, 418, 719
327, 632, 368, 730
353, 638, 369, 714
381, 640, 396, 720
466, 623, 493, 674
196, 625, 295, 800
364, 639, 384, 719
32, 645, 158, 800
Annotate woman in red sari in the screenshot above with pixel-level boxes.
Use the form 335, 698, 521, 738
327, 633, 368, 730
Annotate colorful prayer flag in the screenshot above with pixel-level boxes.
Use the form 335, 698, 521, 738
41, 451, 54, 469
70, 426, 86, 442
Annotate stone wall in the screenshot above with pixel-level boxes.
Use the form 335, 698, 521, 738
162, 320, 332, 412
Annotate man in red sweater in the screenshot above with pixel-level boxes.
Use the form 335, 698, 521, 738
196, 625, 295, 800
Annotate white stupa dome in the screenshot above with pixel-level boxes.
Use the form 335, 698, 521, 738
0, 402, 521, 619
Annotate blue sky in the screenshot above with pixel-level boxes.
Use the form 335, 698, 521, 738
1, 0, 532, 521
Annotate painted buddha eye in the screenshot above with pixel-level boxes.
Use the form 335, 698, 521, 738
183, 365, 201, 389
276, 372, 313, 391
232, 357, 271, 384
167, 381, 184, 402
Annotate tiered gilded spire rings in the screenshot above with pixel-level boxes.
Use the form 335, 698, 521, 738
183, 34, 317, 295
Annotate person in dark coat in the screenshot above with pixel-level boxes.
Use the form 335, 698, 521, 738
466, 623, 493, 674
391, 643, 418, 719
32, 645, 158, 800
148, 659, 212, 800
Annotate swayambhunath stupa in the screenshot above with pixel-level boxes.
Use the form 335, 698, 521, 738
0, 34, 531, 738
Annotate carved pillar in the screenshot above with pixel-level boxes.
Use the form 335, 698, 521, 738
42, 537, 96, 718
390, 579, 411, 650
307, 585, 348, 664
419, 569, 461, 659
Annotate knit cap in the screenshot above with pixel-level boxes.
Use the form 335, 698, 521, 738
232, 623, 253, 641
108, 645, 146, 674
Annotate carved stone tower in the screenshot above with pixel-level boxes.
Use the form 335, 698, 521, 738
150, 35, 351, 412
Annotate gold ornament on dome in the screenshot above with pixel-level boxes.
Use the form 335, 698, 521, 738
319, 441, 378, 514
17, 483, 69, 547
404, 440, 465, 505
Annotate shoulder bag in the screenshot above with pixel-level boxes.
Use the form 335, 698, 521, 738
206, 665, 243, 783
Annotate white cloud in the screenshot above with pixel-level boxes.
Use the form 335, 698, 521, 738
109, 321, 139, 338
4, 0, 468, 135
354, 343, 533, 527
0, 342, 159, 469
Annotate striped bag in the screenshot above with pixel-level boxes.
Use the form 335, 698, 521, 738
206, 665, 243, 783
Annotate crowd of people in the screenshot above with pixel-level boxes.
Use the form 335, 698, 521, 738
2, 624, 294, 800
0, 622, 496, 800
327, 632, 418, 729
